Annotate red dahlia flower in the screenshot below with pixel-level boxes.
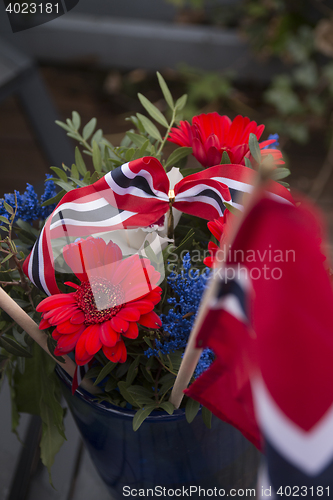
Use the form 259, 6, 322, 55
37, 237, 162, 365
203, 209, 233, 268
168, 113, 284, 168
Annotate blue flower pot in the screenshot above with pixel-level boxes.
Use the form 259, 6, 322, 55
57, 367, 260, 499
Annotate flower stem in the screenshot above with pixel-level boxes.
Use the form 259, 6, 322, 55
157, 108, 176, 158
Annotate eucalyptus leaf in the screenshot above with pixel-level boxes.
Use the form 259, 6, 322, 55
75, 147, 87, 175
138, 93, 169, 128
3, 202, 13, 215
53, 180, 75, 193
0, 216, 9, 224
55, 120, 71, 133
71, 164, 80, 180
249, 133, 261, 164
83, 118, 97, 141
244, 157, 253, 169
165, 147, 192, 169
126, 132, 148, 148
271, 167, 291, 181
137, 114, 162, 142
92, 141, 103, 172
157, 72, 174, 109
175, 94, 188, 111
41, 190, 65, 207
72, 111, 81, 130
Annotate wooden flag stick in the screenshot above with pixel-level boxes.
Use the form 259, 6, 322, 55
0, 286, 100, 395
169, 163, 274, 408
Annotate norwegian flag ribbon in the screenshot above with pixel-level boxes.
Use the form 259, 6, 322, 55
23, 156, 233, 296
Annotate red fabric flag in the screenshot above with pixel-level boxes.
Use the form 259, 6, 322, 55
186, 194, 333, 477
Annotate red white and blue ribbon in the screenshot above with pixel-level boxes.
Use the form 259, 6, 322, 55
23, 157, 233, 296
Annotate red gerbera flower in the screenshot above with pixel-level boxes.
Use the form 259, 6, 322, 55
168, 112, 284, 168
37, 237, 162, 366
203, 209, 233, 268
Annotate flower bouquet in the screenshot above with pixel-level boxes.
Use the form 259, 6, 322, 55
0, 73, 292, 486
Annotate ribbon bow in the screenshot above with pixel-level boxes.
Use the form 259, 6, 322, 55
24, 157, 293, 296
23, 157, 233, 296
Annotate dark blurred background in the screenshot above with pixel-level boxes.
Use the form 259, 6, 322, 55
1, 0, 333, 236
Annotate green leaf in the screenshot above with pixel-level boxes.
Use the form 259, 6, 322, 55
72, 111, 81, 130
1, 253, 13, 264
126, 132, 148, 148
159, 377, 175, 397
180, 167, 202, 177
249, 133, 261, 164
201, 406, 212, 429
175, 94, 187, 111
82, 118, 97, 141
52, 180, 75, 193
244, 157, 253, 169
40, 403, 65, 484
75, 147, 87, 175
157, 72, 174, 109
55, 120, 71, 132
92, 141, 102, 172
159, 401, 175, 415
3, 202, 13, 215
71, 164, 80, 180
224, 202, 242, 216
126, 356, 141, 387
271, 167, 291, 181
133, 405, 155, 431
0, 336, 33, 357
105, 377, 118, 392
138, 93, 169, 128
41, 190, 65, 207
125, 148, 135, 162
50, 166, 68, 183
0, 216, 9, 224
46, 336, 65, 363
137, 114, 162, 142
165, 147, 192, 169
139, 139, 151, 157
221, 151, 231, 164
185, 397, 200, 423
118, 381, 138, 407
94, 361, 117, 386
92, 129, 103, 145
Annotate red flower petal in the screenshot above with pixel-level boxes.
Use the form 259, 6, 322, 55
56, 320, 82, 334
102, 339, 127, 363
139, 311, 162, 329
39, 318, 50, 330
55, 328, 83, 354
129, 300, 154, 314
70, 310, 85, 325
85, 324, 103, 355
117, 307, 140, 322
99, 321, 119, 347
36, 294, 76, 313
122, 321, 139, 339
110, 316, 129, 333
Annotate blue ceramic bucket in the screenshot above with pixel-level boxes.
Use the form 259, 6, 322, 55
57, 367, 260, 499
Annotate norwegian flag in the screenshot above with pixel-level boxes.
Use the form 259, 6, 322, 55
187, 196, 333, 494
